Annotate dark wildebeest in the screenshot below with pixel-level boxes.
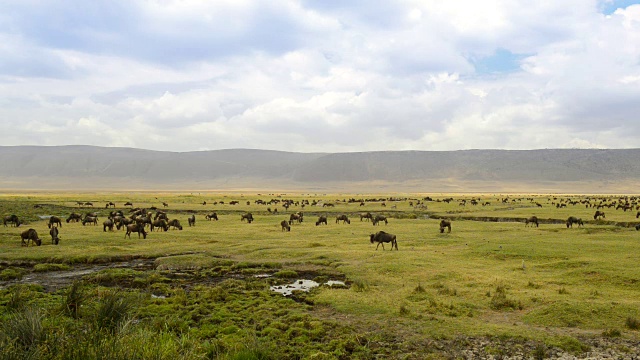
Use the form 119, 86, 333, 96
125, 224, 147, 239
21, 228, 41, 246
372, 215, 388, 226
105, 202, 115, 208
84, 202, 93, 207
637, 211, 640, 219
336, 215, 350, 224
103, 219, 115, 232
205, 212, 219, 221
116, 217, 133, 230
281, 220, 291, 232
289, 213, 303, 225
49, 226, 60, 245
369, 231, 398, 251
3, 214, 20, 227
316, 215, 327, 226
167, 219, 183, 230
439, 219, 452, 233
360, 212, 373, 222
150, 219, 168, 232
82, 216, 98, 226
154, 211, 167, 220
636, 224, 640, 231
124, 202, 133, 207
566, 216, 584, 228
66, 213, 82, 223
241, 213, 254, 223
162, 202, 169, 207
48, 215, 63, 228
188, 215, 196, 227
525, 216, 539, 227
593, 211, 605, 220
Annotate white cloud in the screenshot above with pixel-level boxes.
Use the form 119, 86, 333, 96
1, 1, 640, 152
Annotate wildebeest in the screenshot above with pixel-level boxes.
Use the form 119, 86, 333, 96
188, 215, 196, 227
593, 211, 605, 220
566, 216, 584, 228
3, 214, 20, 227
105, 202, 115, 208
372, 215, 388, 226
335, 215, 350, 224
48, 215, 63, 228
67, 213, 82, 223
525, 216, 539, 227
289, 213, 303, 225
360, 212, 373, 222
439, 219, 452, 233
162, 202, 169, 207
369, 231, 398, 251
150, 219, 168, 232
316, 215, 328, 226
116, 217, 133, 230
49, 226, 60, 245
167, 219, 183, 230
103, 219, 115, 232
241, 213, 254, 223
280, 220, 291, 232
84, 202, 93, 207
205, 212, 219, 221
125, 224, 147, 239
21, 228, 41, 246
124, 202, 133, 207
82, 216, 98, 226
636, 224, 640, 231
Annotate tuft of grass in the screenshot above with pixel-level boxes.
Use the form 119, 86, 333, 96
399, 304, 411, 315
490, 285, 523, 311
602, 328, 621, 337
351, 279, 370, 292
626, 316, 640, 330
60, 281, 86, 319
558, 287, 569, 295
413, 283, 426, 293
273, 270, 298, 279
33, 263, 71, 272
532, 343, 546, 360
2, 306, 45, 350
0, 267, 27, 281
93, 291, 135, 333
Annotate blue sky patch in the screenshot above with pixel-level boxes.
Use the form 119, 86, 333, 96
601, 0, 640, 15
470, 48, 532, 75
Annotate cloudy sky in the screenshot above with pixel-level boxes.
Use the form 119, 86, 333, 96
1, 0, 640, 153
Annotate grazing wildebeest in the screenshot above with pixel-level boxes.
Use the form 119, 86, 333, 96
3, 214, 20, 227
103, 219, 114, 232
167, 219, 183, 230
281, 220, 291, 232
336, 215, 350, 224
84, 202, 93, 207
636, 224, 640, 231
188, 215, 196, 227
21, 228, 41, 246
439, 219, 452, 233
316, 215, 327, 226
525, 216, 539, 227
205, 212, 219, 221
372, 215, 388, 226
125, 224, 147, 239
289, 213, 303, 225
49, 226, 60, 245
48, 215, 63, 228
124, 202, 133, 207
82, 216, 98, 226
105, 202, 115, 208
162, 202, 169, 207
360, 212, 373, 222
241, 213, 254, 223
116, 217, 133, 230
150, 219, 168, 232
66, 213, 82, 223
566, 216, 584, 228
369, 231, 398, 251
593, 211, 605, 220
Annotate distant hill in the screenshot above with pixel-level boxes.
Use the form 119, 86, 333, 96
1, 146, 640, 192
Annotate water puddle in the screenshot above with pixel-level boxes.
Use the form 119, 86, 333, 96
270, 279, 347, 296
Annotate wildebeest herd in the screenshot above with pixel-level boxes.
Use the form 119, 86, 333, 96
5, 194, 640, 250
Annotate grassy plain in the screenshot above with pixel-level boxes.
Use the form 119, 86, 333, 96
1, 192, 640, 359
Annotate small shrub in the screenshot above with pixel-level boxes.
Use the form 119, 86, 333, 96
626, 317, 640, 330
351, 279, 370, 292
532, 344, 546, 360
93, 291, 134, 333
5, 285, 27, 310
399, 305, 410, 315
61, 281, 86, 319
490, 286, 523, 310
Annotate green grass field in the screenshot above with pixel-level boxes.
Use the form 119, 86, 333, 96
1, 192, 639, 359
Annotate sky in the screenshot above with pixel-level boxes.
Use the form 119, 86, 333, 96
1, 0, 640, 153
